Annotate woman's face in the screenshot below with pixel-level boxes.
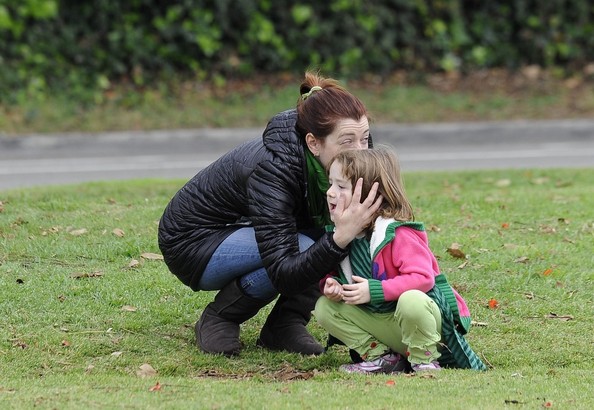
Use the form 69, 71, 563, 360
326, 160, 353, 223
308, 116, 369, 168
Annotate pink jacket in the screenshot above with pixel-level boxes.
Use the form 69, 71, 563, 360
321, 217, 470, 320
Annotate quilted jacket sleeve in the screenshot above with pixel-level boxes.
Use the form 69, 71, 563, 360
248, 153, 348, 295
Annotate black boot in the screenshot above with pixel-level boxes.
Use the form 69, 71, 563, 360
256, 283, 324, 355
196, 279, 273, 356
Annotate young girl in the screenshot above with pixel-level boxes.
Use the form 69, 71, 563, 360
314, 147, 487, 374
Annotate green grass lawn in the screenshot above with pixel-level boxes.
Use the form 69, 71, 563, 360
1, 168, 593, 409
2, 70, 594, 134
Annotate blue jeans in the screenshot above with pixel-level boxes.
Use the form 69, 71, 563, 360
198, 228, 315, 300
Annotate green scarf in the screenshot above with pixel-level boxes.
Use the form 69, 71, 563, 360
305, 149, 332, 228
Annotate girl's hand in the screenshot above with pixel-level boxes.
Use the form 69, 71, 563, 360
323, 277, 343, 302
332, 178, 383, 248
341, 275, 371, 305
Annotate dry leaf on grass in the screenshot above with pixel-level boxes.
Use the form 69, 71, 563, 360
272, 364, 315, 381
141, 252, 164, 260
447, 243, 466, 259
69, 228, 88, 236
121, 305, 137, 312
112, 228, 125, 237
495, 179, 511, 187
71, 271, 104, 279
137, 363, 157, 378
545, 313, 574, 321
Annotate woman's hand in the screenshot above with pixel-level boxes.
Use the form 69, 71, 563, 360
332, 178, 383, 248
323, 277, 343, 302
341, 275, 371, 305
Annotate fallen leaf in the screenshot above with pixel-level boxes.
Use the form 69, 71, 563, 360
495, 179, 511, 187
543, 401, 553, 408
149, 382, 162, 392
42, 226, 61, 236
273, 363, 315, 381
428, 225, 441, 232
137, 363, 157, 378
12, 340, 27, 349
112, 228, 125, 237
505, 399, 524, 404
514, 256, 529, 263
61, 340, 71, 347
385, 380, 396, 386
85, 364, 95, 373
121, 305, 137, 312
141, 252, 164, 260
531, 177, 549, 185
501, 222, 509, 229
542, 268, 553, 276
71, 271, 104, 279
555, 180, 572, 188
128, 259, 140, 268
488, 299, 499, 309
457, 260, 469, 269
540, 225, 556, 234
111, 351, 123, 357
447, 243, 466, 259
545, 313, 573, 321
69, 228, 88, 236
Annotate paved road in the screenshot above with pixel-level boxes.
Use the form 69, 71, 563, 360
1, 119, 594, 191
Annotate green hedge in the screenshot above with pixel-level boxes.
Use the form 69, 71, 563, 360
1, 0, 593, 103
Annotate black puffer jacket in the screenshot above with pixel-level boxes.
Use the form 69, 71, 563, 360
158, 109, 349, 295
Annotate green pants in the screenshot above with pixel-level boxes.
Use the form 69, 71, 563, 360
314, 289, 442, 365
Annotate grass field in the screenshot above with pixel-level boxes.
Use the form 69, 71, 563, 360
1, 167, 593, 409
1, 69, 594, 135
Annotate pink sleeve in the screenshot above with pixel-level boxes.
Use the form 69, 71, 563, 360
381, 227, 438, 301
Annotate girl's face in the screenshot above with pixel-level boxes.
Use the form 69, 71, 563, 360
326, 160, 353, 222
307, 117, 369, 169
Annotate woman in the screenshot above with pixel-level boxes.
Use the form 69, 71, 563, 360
158, 71, 382, 356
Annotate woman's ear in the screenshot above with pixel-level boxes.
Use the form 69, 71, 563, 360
305, 133, 320, 157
